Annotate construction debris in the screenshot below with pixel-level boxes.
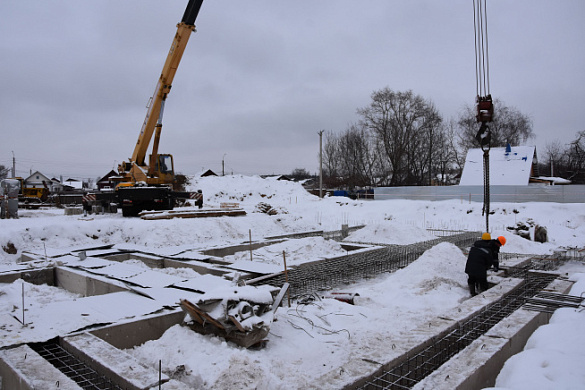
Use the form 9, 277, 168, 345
180, 283, 289, 348
322, 292, 360, 305
255, 202, 278, 215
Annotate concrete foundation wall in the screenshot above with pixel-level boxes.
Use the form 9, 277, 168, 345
202, 239, 285, 258
163, 258, 228, 276
0, 268, 54, 285
54, 267, 127, 297
89, 310, 185, 350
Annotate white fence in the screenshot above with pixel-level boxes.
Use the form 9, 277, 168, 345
374, 185, 585, 203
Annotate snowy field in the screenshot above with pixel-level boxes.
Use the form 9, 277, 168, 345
1, 175, 584, 389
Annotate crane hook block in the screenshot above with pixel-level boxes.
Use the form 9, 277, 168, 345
476, 95, 494, 123
475, 122, 491, 150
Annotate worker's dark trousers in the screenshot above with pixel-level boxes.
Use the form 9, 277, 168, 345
467, 275, 488, 296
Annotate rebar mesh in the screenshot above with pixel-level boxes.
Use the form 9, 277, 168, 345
524, 291, 585, 313
259, 232, 479, 297
360, 272, 556, 389
29, 340, 123, 390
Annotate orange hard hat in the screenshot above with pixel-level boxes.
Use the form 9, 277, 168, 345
497, 236, 506, 246
482, 232, 491, 240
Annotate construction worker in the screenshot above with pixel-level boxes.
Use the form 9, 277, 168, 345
465, 233, 505, 296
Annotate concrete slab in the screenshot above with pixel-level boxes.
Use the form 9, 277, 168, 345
226, 259, 286, 275
78, 262, 186, 288
171, 273, 234, 293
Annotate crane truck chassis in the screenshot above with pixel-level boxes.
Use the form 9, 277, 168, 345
89, 186, 200, 217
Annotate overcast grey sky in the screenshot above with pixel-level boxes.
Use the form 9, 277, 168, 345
1, 1, 583, 180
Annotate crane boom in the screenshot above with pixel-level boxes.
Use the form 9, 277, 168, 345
131, 0, 203, 168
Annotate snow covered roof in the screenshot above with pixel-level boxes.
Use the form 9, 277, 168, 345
97, 170, 118, 183
459, 145, 536, 186
23, 171, 52, 184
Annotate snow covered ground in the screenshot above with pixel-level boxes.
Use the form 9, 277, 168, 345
0, 175, 584, 389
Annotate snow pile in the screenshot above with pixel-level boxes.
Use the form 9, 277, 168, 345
353, 242, 468, 311
127, 242, 471, 389
344, 219, 437, 245
487, 271, 585, 390
492, 308, 585, 389
187, 174, 316, 210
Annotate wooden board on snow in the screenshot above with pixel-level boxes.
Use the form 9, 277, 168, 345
140, 208, 246, 220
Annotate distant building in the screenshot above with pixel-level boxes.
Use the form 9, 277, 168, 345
23, 171, 54, 190
459, 145, 540, 186
200, 169, 218, 177
97, 170, 120, 190
261, 175, 292, 181
64, 178, 84, 191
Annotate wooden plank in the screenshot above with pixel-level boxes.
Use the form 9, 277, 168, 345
180, 299, 225, 330
229, 315, 246, 332
272, 283, 290, 314
142, 209, 246, 220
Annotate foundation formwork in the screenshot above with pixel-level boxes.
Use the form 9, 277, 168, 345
0, 231, 581, 390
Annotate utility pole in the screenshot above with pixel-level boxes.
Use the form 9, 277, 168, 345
428, 128, 433, 186
318, 130, 324, 198
222, 153, 226, 176
11, 151, 15, 178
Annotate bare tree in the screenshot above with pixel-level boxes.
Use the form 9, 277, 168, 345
541, 139, 567, 177
290, 168, 311, 180
430, 122, 461, 185
323, 131, 340, 180
0, 165, 8, 180
443, 119, 466, 179
358, 88, 442, 186
566, 131, 585, 183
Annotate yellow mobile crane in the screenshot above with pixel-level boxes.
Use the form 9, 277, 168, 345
111, 0, 204, 216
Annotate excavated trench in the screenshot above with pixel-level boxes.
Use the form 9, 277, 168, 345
29, 339, 123, 390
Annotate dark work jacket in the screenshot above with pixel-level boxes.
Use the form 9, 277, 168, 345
465, 239, 498, 278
